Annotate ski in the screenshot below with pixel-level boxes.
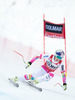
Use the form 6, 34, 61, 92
8, 78, 42, 91
8, 78, 19, 87
23, 80, 42, 92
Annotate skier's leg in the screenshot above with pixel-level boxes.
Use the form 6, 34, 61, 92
23, 71, 54, 84
18, 66, 47, 84
12, 67, 46, 83
32, 67, 47, 78
13, 65, 50, 83
35, 72, 54, 84
23, 67, 47, 80
13, 72, 54, 85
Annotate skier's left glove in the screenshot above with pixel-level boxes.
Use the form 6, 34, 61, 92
25, 62, 32, 69
63, 83, 67, 90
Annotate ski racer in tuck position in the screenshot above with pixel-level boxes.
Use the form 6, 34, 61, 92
13, 50, 67, 90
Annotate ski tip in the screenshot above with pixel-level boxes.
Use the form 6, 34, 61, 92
8, 78, 12, 81
16, 84, 19, 87
39, 88, 42, 92
8, 78, 19, 87
8, 78, 11, 80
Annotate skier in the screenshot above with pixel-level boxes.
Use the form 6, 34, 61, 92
13, 50, 67, 90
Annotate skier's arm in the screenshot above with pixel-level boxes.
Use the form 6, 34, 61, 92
25, 54, 50, 69
61, 64, 67, 90
30, 54, 50, 63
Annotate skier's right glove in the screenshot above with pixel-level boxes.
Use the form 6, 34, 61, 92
63, 83, 67, 90
25, 62, 32, 69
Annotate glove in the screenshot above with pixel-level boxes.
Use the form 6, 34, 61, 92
25, 62, 32, 69
63, 83, 67, 90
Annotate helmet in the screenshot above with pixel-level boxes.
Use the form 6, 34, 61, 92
54, 50, 65, 60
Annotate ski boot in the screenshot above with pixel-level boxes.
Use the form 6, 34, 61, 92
13, 76, 18, 82
28, 79, 39, 85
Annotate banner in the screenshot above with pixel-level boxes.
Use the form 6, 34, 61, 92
44, 20, 65, 39
43, 16, 67, 74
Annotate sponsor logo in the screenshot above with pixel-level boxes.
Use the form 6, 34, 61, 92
46, 61, 58, 70
45, 33, 63, 39
43, 55, 49, 57
45, 22, 63, 34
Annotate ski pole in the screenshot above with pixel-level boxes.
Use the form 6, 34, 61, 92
54, 83, 63, 88
13, 50, 26, 64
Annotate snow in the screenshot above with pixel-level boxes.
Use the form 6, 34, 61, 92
0, 42, 75, 100
0, 0, 75, 100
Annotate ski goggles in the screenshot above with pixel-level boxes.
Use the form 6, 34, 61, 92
56, 55, 62, 60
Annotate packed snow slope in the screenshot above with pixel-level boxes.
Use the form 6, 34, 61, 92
0, 0, 75, 99
0, 38, 75, 100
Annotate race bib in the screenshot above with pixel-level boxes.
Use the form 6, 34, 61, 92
46, 60, 58, 70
